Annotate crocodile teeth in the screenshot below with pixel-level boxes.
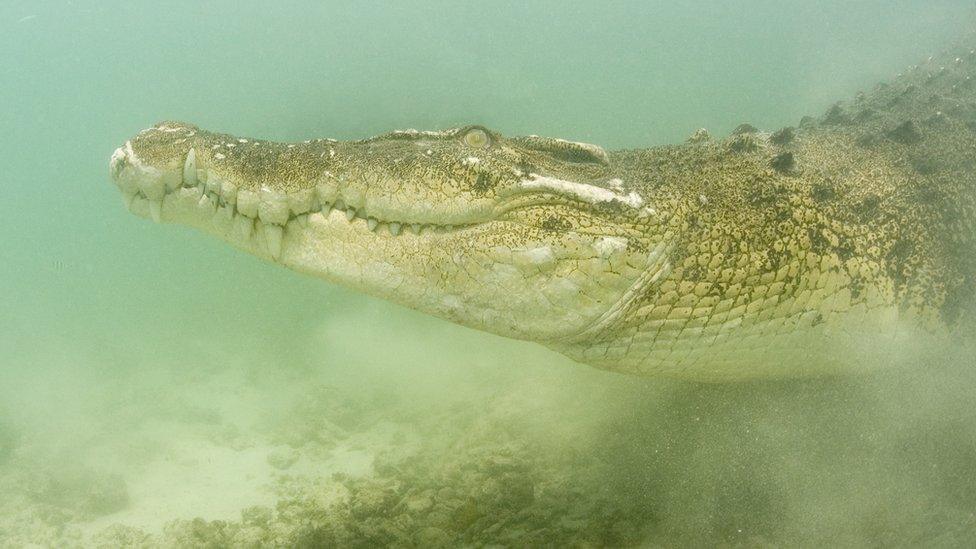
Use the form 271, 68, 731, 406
389, 222, 401, 236
163, 172, 182, 192
345, 208, 356, 221
205, 177, 221, 196
220, 181, 238, 205
138, 177, 165, 201
296, 214, 309, 228
235, 214, 254, 239
265, 224, 283, 260
367, 218, 379, 231
149, 199, 162, 223
258, 188, 290, 225
410, 223, 421, 235
288, 189, 317, 216
121, 192, 136, 210
237, 190, 259, 217
198, 194, 217, 215
183, 148, 198, 186
216, 204, 234, 224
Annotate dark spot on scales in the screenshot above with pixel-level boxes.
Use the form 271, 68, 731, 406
515, 159, 536, 175
856, 195, 881, 221
836, 245, 854, 262
541, 215, 572, 232
885, 239, 914, 286
808, 228, 832, 254
472, 172, 493, 194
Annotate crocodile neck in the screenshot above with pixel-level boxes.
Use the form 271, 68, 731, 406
550, 46, 976, 378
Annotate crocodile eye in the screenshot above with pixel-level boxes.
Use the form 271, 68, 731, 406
463, 128, 490, 149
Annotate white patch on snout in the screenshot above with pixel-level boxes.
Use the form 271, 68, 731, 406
122, 141, 161, 176
520, 175, 643, 208
120, 141, 163, 183
109, 146, 126, 177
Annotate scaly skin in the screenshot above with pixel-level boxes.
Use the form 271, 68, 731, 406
109, 41, 976, 381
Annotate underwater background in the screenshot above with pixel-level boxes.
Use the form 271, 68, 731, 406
2, 0, 976, 546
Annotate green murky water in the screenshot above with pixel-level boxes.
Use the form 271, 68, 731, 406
1, 1, 975, 546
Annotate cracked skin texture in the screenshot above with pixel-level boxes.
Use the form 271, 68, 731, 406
110, 39, 976, 381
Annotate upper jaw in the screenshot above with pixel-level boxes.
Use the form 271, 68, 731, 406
109, 124, 651, 260
109, 139, 488, 261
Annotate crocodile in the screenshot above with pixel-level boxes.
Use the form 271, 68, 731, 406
108, 41, 976, 381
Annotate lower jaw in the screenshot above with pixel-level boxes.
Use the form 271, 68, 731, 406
122, 189, 648, 343
126, 189, 304, 262
124, 181, 475, 251
122, 188, 444, 304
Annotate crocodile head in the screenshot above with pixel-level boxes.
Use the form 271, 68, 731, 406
109, 122, 667, 343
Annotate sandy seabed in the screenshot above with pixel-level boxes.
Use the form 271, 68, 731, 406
1, 325, 975, 548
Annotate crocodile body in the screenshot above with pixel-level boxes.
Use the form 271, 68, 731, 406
109, 40, 976, 381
